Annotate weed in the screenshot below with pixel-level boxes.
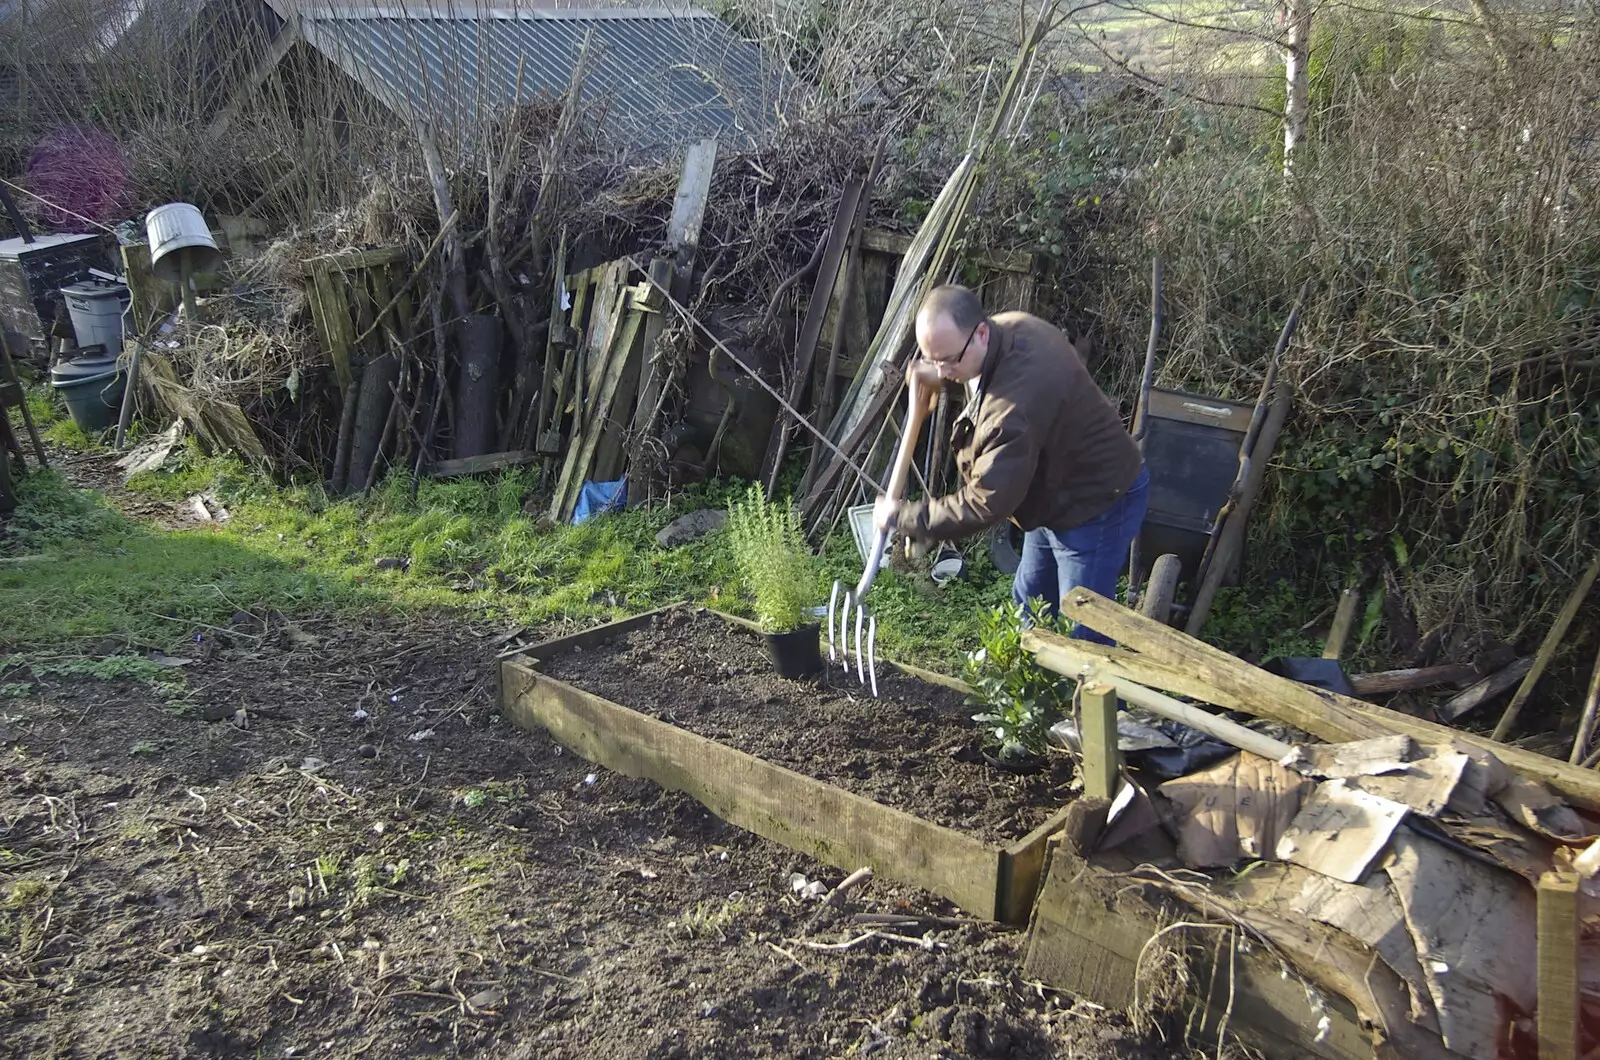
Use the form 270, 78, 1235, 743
461, 789, 488, 809
678, 898, 745, 940
129, 740, 159, 757
315, 853, 341, 889
0, 683, 30, 698
5, 879, 49, 908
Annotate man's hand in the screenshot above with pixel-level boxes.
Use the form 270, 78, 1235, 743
873, 495, 900, 534
906, 360, 942, 394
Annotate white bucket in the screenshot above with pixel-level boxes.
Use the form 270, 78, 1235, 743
145, 202, 223, 284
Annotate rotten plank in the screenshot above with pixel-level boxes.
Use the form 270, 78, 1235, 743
1347, 662, 1479, 696
1439, 655, 1534, 720
430, 450, 538, 478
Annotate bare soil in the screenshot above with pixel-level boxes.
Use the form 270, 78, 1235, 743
0, 456, 1183, 1059
538, 609, 1076, 845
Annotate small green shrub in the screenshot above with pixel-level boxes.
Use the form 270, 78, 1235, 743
726, 484, 821, 633
963, 598, 1071, 758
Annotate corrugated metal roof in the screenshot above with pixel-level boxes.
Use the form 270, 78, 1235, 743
292, 5, 777, 151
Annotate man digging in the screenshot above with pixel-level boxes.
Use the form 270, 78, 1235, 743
872, 284, 1149, 643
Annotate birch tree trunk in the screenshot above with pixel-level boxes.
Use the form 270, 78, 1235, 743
1282, 0, 1313, 178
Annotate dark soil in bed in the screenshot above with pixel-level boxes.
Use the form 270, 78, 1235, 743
538, 608, 1076, 844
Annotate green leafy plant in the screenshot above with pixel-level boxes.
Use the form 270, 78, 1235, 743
963, 598, 1071, 758
725, 484, 821, 633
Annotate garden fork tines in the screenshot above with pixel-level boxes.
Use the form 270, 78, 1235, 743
828, 374, 935, 698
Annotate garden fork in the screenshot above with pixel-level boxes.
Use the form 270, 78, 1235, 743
828, 374, 937, 697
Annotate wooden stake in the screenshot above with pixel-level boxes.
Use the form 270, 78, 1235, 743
1571, 639, 1600, 764
1322, 587, 1361, 660
1536, 871, 1580, 1060
1493, 552, 1600, 742
1126, 256, 1162, 595
1077, 682, 1121, 801
1185, 382, 1292, 637
0, 329, 45, 468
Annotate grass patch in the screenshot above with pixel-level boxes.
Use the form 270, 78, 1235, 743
0, 431, 1305, 672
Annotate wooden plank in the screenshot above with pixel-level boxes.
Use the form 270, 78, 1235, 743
308, 246, 409, 273
665, 138, 718, 249
1348, 663, 1479, 696
1047, 591, 1600, 811
1537, 871, 1581, 1060
760, 178, 865, 489
1385, 831, 1537, 1060
1275, 779, 1408, 883
575, 310, 644, 501
1078, 682, 1120, 801
859, 228, 1034, 275
1440, 656, 1533, 720
307, 260, 355, 389
1323, 587, 1361, 659
1143, 387, 1254, 432
997, 806, 1075, 925
1493, 551, 1600, 740
591, 301, 650, 483
624, 255, 680, 505
1023, 841, 1374, 1059
550, 300, 641, 521
429, 450, 538, 478
500, 662, 1008, 922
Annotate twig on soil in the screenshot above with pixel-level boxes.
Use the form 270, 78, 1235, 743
766, 941, 808, 972
793, 930, 947, 952
822, 866, 874, 908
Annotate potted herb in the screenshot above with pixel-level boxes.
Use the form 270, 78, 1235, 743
727, 484, 824, 678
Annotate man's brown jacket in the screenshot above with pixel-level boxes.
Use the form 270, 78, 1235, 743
899, 311, 1143, 541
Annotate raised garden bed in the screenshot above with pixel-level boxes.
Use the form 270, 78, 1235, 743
499, 606, 1076, 924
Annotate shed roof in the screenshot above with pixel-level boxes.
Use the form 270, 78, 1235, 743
275, 2, 777, 151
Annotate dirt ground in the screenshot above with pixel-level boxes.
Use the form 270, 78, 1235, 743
0, 454, 1185, 1059
540, 608, 1074, 845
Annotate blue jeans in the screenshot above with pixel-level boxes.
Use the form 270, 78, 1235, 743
1013, 465, 1150, 645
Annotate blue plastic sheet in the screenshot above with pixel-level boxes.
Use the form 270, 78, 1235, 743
573, 479, 627, 524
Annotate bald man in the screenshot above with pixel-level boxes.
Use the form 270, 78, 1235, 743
873, 285, 1148, 642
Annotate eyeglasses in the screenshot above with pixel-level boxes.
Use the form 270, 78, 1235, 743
918, 320, 982, 368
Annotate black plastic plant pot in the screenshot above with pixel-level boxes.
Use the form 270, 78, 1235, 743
764, 623, 822, 679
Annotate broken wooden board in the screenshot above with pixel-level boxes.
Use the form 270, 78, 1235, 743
1385, 831, 1537, 1060
499, 606, 1066, 925
1156, 752, 1308, 868
1023, 835, 1382, 1059
430, 450, 538, 478
1439, 656, 1534, 721
1276, 779, 1409, 883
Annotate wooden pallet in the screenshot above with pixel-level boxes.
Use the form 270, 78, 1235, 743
498, 605, 1070, 925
